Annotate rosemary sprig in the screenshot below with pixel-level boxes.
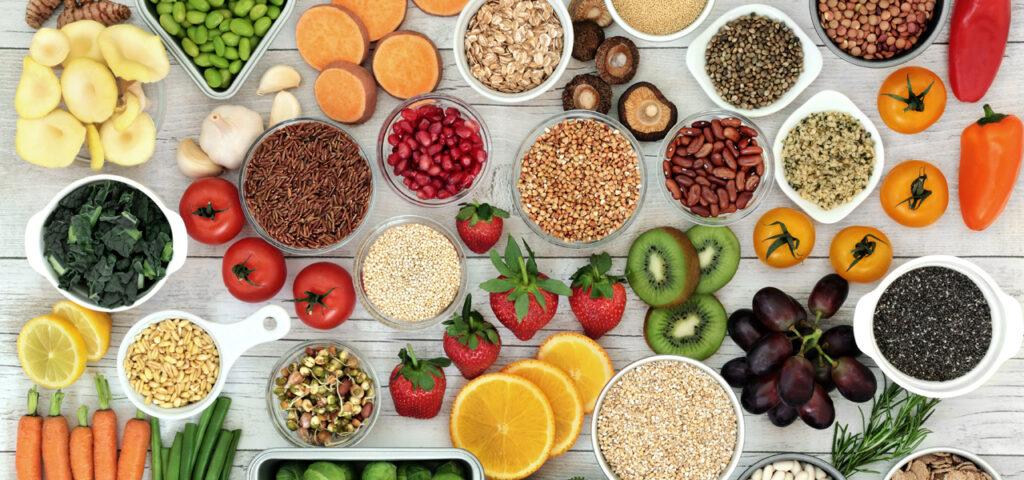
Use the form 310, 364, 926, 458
831, 382, 941, 477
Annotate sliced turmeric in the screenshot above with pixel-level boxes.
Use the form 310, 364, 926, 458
371, 31, 442, 99
412, 0, 469, 17
314, 62, 377, 125
58, 0, 131, 27
295, 5, 369, 71
331, 0, 406, 41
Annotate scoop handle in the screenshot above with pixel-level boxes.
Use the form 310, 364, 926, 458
998, 292, 1023, 364
205, 304, 291, 371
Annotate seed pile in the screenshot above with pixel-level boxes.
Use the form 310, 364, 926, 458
517, 118, 641, 243
610, 0, 707, 36
873, 266, 992, 382
597, 360, 737, 480
124, 319, 219, 409
361, 223, 462, 322
781, 111, 875, 210
892, 452, 994, 480
818, 0, 937, 60
243, 120, 373, 250
464, 0, 564, 94
706, 14, 804, 109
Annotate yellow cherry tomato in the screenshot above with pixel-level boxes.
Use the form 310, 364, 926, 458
877, 66, 947, 134
829, 226, 893, 283
879, 160, 949, 227
753, 207, 816, 268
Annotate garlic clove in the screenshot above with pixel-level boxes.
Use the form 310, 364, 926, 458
177, 138, 223, 178
269, 91, 301, 126
257, 65, 301, 95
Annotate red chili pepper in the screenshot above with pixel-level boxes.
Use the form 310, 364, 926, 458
948, 0, 1011, 102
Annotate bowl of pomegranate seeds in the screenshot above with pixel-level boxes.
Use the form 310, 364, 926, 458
378, 93, 492, 206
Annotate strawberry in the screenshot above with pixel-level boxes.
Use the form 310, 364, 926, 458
443, 294, 502, 379
388, 345, 451, 419
455, 202, 509, 254
480, 236, 572, 341
569, 252, 628, 339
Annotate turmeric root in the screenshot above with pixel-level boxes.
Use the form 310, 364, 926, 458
57, 0, 131, 27
25, 0, 63, 28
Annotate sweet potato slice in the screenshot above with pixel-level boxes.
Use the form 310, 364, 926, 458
315, 62, 377, 125
295, 5, 369, 71
413, 0, 469, 16
371, 31, 442, 100
332, 0, 406, 41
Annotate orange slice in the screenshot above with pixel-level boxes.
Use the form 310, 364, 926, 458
536, 332, 615, 413
502, 359, 584, 457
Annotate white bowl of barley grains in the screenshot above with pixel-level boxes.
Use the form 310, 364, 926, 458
592, 355, 744, 480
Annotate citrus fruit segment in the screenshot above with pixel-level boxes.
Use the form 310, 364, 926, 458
536, 332, 615, 413
502, 359, 584, 457
17, 314, 88, 389
450, 373, 555, 480
52, 300, 112, 362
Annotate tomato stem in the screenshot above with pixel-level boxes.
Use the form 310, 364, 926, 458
882, 75, 933, 113
895, 167, 932, 211
232, 255, 260, 286
288, 288, 335, 315
192, 201, 228, 220
846, 234, 887, 272
763, 221, 802, 259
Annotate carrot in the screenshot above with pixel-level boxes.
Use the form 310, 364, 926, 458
371, 31, 442, 99
314, 62, 378, 125
91, 376, 117, 480
412, 0, 468, 17
42, 391, 72, 480
295, 5, 369, 71
16, 386, 43, 480
115, 411, 149, 480
331, 0, 406, 41
70, 406, 93, 480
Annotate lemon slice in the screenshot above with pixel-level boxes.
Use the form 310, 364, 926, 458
18, 314, 88, 389
52, 300, 112, 362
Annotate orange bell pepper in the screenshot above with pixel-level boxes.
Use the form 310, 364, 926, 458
959, 104, 1024, 230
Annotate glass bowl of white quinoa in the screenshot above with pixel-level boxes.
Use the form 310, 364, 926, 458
353, 215, 467, 331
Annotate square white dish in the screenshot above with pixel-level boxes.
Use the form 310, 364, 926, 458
685, 3, 823, 118
772, 89, 886, 224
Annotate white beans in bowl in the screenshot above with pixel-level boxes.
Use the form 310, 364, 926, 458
749, 460, 833, 480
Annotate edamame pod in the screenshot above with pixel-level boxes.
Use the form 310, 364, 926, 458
199, 41, 215, 52
232, 0, 253, 16
220, 69, 232, 85
248, 3, 266, 19
238, 37, 250, 60
267, 5, 279, 19
212, 36, 225, 56
195, 53, 212, 66
209, 54, 229, 69
186, 10, 206, 24
204, 11, 223, 28
156, 2, 173, 14
188, 0, 210, 11
172, 1, 186, 22
229, 18, 253, 36
159, 14, 181, 36
221, 31, 239, 46
228, 59, 242, 74
253, 16, 271, 36
208, 0, 224, 6
224, 46, 238, 60
182, 37, 200, 57
204, 68, 222, 88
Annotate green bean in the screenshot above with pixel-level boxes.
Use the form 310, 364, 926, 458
212, 35, 225, 56
182, 38, 199, 56
204, 68, 223, 88
191, 401, 218, 473
156, 2, 173, 14
204, 11, 223, 28
228, 59, 242, 74
219, 430, 242, 480
186, 10, 206, 24
232, 0, 253, 16
229, 18, 253, 36
167, 432, 183, 480
181, 423, 197, 478
199, 41, 215, 52
224, 46, 238, 60
221, 31, 239, 46
238, 37, 251, 60
161, 447, 170, 480
172, 1, 186, 22
253, 16, 271, 36
202, 430, 234, 480
209, 54, 228, 68
192, 398, 231, 480
159, 14, 181, 36
248, 4, 266, 19
195, 52, 212, 66
267, 5, 279, 19
151, 416, 163, 480
188, 0, 210, 11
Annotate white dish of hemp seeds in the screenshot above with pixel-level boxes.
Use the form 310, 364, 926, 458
772, 89, 885, 224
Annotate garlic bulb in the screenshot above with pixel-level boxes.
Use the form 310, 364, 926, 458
199, 105, 263, 170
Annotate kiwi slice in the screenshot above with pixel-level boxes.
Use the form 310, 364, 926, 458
644, 294, 728, 360
625, 227, 700, 308
686, 225, 741, 294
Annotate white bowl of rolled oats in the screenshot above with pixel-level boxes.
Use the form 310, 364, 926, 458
454, 0, 574, 103
885, 448, 1002, 480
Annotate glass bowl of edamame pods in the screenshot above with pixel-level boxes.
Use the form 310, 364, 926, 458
135, 0, 295, 99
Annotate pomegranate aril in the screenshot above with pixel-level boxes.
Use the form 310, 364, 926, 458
400, 108, 418, 121
437, 190, 452, 199
415, 131, 432, 146
428, 165, 441, 176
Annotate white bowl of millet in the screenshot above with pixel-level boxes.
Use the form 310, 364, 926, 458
604, 0, 716, 42
592, 355, 744, 480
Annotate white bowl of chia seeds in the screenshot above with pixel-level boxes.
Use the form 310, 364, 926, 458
853, 255, 1024, 399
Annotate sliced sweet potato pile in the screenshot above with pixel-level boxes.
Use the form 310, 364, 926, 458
295, 5, 369, 71
332, 0, 406, 41
371, 31, 442, 99
413, 0, 468, 16
315, 62, 377, 124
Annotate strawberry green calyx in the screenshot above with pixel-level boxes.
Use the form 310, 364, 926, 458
480, 236, 571, 322
444, 295, 500, 350
570, 252, 625, 299
392, 345, 451, 392
456, 202, 509, 227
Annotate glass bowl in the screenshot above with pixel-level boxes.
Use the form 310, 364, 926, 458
354, 215, 468, 331
238, 117, 376, 255
266, 340, 381, 448
377, 93, 492, 207
658, 109, 774, 227
511, 110, 647, 249
75, 79, 167, 163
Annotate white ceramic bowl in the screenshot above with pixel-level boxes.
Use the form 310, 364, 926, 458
603, 0, 715, 42
884, 447, 1003, 480
686, 3, 822, 118
23, 174, 188, 313
772, 89, 885, 224
853, 256, 1024, 399
453, 0, 574, 103
116, 305, 291, 420
591, 355, 744, 480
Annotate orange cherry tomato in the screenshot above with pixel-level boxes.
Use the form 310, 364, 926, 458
829, 226, 892, 283
753, 207, 816, 269
879, 160, 949, 227
877, 66, 947, 134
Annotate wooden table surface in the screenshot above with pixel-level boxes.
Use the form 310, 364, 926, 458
2, 0, 1023, 478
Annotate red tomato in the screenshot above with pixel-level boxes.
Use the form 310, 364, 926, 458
222, 237, 286, 302
179, 177, 245, 245
290, 262, 356, 329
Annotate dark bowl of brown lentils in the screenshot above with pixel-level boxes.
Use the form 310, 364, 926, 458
810, 0, 951, 68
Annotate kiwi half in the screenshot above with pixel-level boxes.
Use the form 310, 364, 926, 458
644, 294, 728, 360
686, 225, 741, 294
626, 227, 700, 308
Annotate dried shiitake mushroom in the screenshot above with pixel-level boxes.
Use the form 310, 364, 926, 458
562, 74, 612, 113
596, 36, 639, 85
618, 82, 677, 141
569, 0, 612, 27
572, 20, 605, 61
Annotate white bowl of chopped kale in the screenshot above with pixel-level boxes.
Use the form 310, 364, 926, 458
25, 175, 188, 312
